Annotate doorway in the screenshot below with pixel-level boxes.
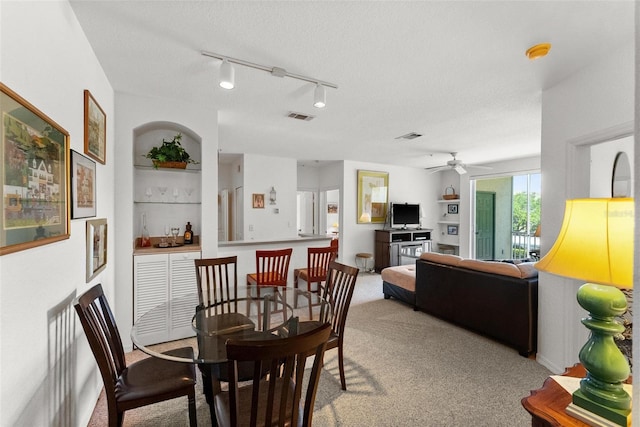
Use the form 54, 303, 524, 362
473, 173, 540, 260
475, 191, 495, 260
297, 191, 316, 234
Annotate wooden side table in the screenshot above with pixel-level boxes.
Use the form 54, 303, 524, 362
521, 364, 588, 426
521, 364, 632, 427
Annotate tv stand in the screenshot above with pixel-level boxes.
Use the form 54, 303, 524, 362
374, 229, 432, 272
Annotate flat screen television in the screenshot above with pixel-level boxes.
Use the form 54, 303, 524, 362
391, 203, 421, 229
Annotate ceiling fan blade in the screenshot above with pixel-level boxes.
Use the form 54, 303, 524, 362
465, 164, 493, 170
425, 166, 450, 174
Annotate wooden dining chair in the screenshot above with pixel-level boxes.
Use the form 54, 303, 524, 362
246, 248, 293, 288
195, 255, 248, 316
74, 284, 197, 427
299, 261, 359, 390
293, 245, 338, 316
246, 248, 293, 328
213, 323, 332, 427
195, 256, 257, 422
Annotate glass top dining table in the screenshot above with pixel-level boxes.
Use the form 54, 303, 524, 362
131, 286, 331, 364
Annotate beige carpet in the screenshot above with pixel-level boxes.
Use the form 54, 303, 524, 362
88, 272, 551, 426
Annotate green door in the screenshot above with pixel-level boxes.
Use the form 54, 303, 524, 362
476, 191, 495, 260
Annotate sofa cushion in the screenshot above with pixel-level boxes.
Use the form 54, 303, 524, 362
515, 262, 538, 279
381, 265, 416, 292
458, 259, 523, 278
456, 259, 538, 279
419, 252, 463, 267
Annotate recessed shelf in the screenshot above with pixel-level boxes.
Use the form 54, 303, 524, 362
134, 201, 201, 205
437, 221, 459, 225
134, 164, 201, 173
438, 200, 459, 204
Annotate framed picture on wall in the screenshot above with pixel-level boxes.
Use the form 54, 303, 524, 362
86, 218, 107, 281
447, 225, 458, 235
71, 150, 96, 219
327, 203, 338, 214
357, 170, 389, 223
252, 193, 265, 208
84, 89, 106, 164
447, 204, 458, 214
0, 83, 70, 255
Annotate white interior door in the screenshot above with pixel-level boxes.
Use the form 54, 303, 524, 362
296, 191, 315, 234
234, 186, 243, 240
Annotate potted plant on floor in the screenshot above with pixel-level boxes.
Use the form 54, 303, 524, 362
144, 133, 198, 169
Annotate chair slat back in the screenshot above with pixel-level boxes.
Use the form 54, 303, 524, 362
195, 256, 238, 313
225, 324, 331, 427
323, 261, 358, 336
254, 248, 293, 287
306, 246, 338, 283
73, 284, 126, 397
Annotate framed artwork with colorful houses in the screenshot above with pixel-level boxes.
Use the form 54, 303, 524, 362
1, 83, 70, 255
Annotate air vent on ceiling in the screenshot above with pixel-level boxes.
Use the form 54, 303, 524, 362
287, 111, 315, 121
395, 132, 423, 140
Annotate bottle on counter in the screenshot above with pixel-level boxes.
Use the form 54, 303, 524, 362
140, 213, 151, 247
184, 221, 193, 244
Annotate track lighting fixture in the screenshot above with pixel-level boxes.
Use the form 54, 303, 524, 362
313, 84, 326, 108
201, 50, 337, 107
219, 59, 235, 89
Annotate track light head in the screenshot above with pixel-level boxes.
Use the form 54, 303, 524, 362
219, 59, 235, 90
313, 83, 326, 108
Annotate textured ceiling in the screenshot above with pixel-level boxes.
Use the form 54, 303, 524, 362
70, 1, 635, 170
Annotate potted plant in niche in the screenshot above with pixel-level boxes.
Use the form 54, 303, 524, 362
144, 133, 198, 169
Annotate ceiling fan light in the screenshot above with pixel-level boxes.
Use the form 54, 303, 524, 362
313, 83, 326, 108
454, 165, 467, 175
219, 59, 235, 89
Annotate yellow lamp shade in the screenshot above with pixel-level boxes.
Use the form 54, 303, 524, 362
535, 198, 633, 288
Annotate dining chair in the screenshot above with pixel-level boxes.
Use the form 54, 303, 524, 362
293, 245, 337, 316
74, 284, 197, 427
214, 323, 332, 427
195, 255, 251, 320
195, 256, 257, 422
246, 248, 293, 288
246, 248, 293, 328
299, 260, 359, 390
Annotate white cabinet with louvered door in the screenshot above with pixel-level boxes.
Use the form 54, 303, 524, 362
168, 251, 200, 341
133, 251, 200, 346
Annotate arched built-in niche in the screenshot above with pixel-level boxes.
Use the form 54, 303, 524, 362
133, 121, 202, 243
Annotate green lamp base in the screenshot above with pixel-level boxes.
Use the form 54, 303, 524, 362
572, 389, 630, 426
573, 283, 631, 425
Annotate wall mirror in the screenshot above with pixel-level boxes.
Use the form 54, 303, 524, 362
612, 151, 631, 198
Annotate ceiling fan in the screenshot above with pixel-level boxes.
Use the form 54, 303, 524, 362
425, 152, 493, 175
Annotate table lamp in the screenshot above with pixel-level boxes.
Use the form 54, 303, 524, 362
535, 198, 634, 426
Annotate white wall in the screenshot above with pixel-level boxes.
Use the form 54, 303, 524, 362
242, 154, 297, 241
0, 2, 115, 425
539, 43, 634, 376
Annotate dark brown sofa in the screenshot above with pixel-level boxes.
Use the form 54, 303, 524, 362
415, 252, 538, 357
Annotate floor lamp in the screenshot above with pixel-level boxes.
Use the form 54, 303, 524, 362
535, 198, 634, 426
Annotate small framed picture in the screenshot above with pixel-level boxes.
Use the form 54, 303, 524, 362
252, 193, 265, 208
447, 225, 458, 235
447, 204, 458, 214
86, 218, 107, 282
84, 90, 106, 164
327, 203, 338, 214
71, 150, 96, 219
